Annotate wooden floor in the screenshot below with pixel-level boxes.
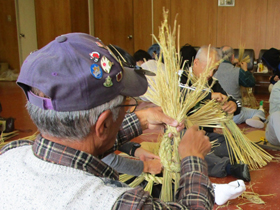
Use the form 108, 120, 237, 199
1, 81, 279, 210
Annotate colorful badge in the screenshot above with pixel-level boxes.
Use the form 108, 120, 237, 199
96, 41, 106, 49
89, 52, 100, 62
103, 76, 113, 87
101, 56, 114, 73
90, 64, 103, 79
116, 71, 123, 82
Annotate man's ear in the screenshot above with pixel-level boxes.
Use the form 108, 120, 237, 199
95, 110, 113, 139
193, 58, 199, 67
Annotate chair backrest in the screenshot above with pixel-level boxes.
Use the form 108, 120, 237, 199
233, 49, 255, 70
258, 49, 268, 63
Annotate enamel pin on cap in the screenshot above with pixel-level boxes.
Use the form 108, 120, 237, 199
103, 76, 113, 87
89, 52, 100, 62
101, 56, 114, 73
90, 64, 103, 79
116, 71, 123, 82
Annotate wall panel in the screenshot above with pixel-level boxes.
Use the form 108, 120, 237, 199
217, 0, 267, 57
266, 0, 280, 50
94, 0, 134, 54
35, 0, 72, 48
171, 0, 217, 48
133, 0, 152, 52
0, 0, 19, 70
70, 0, 89, 34
153, 0, 171, 39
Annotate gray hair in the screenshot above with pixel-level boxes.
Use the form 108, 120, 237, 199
26, 95, 124, 140
221, 45, 234, 62
195, 45, 221, 62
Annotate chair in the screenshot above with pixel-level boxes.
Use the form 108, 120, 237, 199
233, 49, 255, 71
257, 49, 268, 63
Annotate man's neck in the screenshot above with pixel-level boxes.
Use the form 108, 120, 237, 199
41, 133, 96, 156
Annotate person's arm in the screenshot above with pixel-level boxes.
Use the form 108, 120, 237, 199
109, 107, 184, 154
102, 153, 163, 176
112, 126, 214, 210
211, 80, 241, 115
102, 153, 144, 176
239, 68, 255, 87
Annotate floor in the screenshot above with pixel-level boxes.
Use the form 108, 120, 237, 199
1, 81, 279, 210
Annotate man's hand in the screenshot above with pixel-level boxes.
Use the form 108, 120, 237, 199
137, 148, 162, 174
222, 101, 237, 114
178, 125, 211, 160
135, 106, 184, 132
142, 159, 163, 174
240, 62, 248, 71
211, 92, 227, 102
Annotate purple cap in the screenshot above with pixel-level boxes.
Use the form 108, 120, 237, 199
17, 33, 148, 112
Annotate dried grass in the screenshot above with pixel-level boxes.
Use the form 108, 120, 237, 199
222, 119, 273, 170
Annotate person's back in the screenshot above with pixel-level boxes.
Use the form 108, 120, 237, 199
0, 143, 131, 209
0, 33, 215, 209
133, 49, 152, 66
216, 46, 265, 128
215, 46, 242, 102
215, 62, 241, 101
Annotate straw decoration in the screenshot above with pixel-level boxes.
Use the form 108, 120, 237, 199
120, 10, 272, 202
222, 119, 273, 170
143, 8, 227, 202
0, 131, 39, 149
238, 45, 250, 64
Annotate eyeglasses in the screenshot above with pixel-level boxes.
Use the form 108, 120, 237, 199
116, 97, 138, 113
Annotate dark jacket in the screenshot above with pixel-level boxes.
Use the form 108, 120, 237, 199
181, 74, 242, 133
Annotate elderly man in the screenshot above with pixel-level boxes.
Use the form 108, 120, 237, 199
0, 33, 214, 209
215, 46, 266, 128
180, 46, 250, 182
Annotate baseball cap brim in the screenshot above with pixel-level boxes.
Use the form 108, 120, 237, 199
120, 67, 148, 97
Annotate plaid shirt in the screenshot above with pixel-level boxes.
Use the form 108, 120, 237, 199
1, 113, 214, 209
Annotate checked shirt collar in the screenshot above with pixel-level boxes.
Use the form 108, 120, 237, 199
32, 135, 118, 180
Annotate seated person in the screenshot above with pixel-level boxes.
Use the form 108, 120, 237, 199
0, 33, 215, 209
266, 80, 280, 146
133, 49, 152, 66
148, 43, 164, 63
262, 48, 280, 91
180, 43, 197, 69
215, 46, 266, 128
180, 46, 250, 182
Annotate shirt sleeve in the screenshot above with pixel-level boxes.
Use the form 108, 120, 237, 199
239, 68, 255, 87
102, 153, 144, 176
110, 113, 143, 152
112, 156, 214, 210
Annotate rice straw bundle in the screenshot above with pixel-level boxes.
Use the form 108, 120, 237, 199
142, 9, 228, 202
186, 99, 227, 128
240, 86, 259, 109
222, 119, 273, 170
0, 130, 19, 143
237, 45, 250, 64
120, 173, 163, 195
0, 131, 39, 149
